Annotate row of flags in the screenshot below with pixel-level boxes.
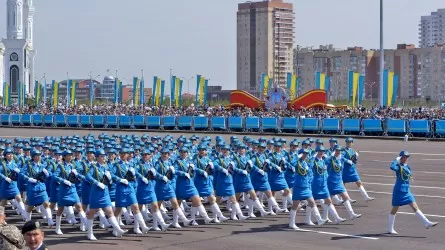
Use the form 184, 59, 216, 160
347, 71, 365, 107
261, 73, 299, 100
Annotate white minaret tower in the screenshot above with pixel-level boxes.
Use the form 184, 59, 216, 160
2, 0, 35, 98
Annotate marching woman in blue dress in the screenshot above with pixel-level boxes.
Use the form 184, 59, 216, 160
388, 151, 438, 234
111, 148, 150, 234
135, 149, 170, 232
249, 143, 285, 215
342, 137, 374, 202
308, 146, 345, 225
85, 149, 128, 240
266, 142, 292, 212
48, 150, 63, 212
288, 148, 326, 230
53, 150, 88, 235
175, 146, 214, 225
232, 144, 270, 219
154, 148, 192, 228
0, 148, 27, 220
78, 148, 96, 212
213, 145, 244, 221
326, 145, 361, 220
21, 150, 55, 226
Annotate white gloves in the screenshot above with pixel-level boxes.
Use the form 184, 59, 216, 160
169, 166, 175, 174
229, 161, 235, 167
129, 167, 135, 175
275, 166, 282, 172
163, 176, 169, 183
4, 177, 11, 183
222, 169, 229, 175
149, 168, 157, 176
298, 154, 303, 159
281, 158, 287, 164
120, 179, 129, 185
265, 159, 271, 165
104, 171, 112, 180
42, 168, 49, 177
188, 163, 195, 169
396, 157, 401, 162
247, 160, 253, 167
291, 167, 296, 173
355, 152, 359, 158
142, 177, 149, 184
331, 152, 335, 157
63, 180, 72, 186
242, 170, 248, 175
28, 178, 37, 183
71, 169, 78, 176
97, 182, 105, 190
258, 169, 265, 176
203, 172, 208, 178
208, 162, 214, 168
13, 168, 20, 173
346, 160, 353, 165
323, 154, 328, 159
185, 173, 191, 180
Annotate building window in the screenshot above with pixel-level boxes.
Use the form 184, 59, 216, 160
333, 57, 342, 70
10, 65, 19, 93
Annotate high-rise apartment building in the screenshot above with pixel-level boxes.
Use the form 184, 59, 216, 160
419, 9, 445, 48
237, 0, 294, 96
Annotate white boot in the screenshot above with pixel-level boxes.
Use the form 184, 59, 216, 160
98, 210, 111, 228
133, 217, 143, 234
141, 206, 152, 222
66, 206, 79, 224
415, 210, 438, 229
153, 210, 171, 231
226, 199, 232, 212
122, 207, 134, 224
247, 199, 256, 218
311, 206, 326, 226
108, 216, 128, 237
289, 209, 299, 230
182, 200, 190, 211
328, 204, 345, 224
344, 200, 361, 220
190, 207, 199, 226
134, 212, 150, 233
253, 199, 270, 217
321, 204, 332, 223
176, 208, 192, 227
332, 195, 344, 205
233, 202, 249, 220
161, 210, 171, 221
282, 196, 289, 212
359, 186, 375, 201
78, 211, 87, 232
305, 207, 315, 226
87, 219, 97, 241
230, 204, 238, 221
171, 209, 181, 228
198, 205, 214, 224
26, 211, 32, 222
388, 214, 398, 234
55, 215, 63, 235
268, 197, 285, 214
211, 203, 228, 222
45, 208, 55, 226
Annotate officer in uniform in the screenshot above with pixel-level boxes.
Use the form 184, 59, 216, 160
21, 220, 48, 250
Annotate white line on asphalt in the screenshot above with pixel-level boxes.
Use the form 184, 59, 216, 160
363, 174, 394, 178
397, 212, 445, 218
360, 168, 445, 175
422, 159, 445, 161
421, 171, 445, 175
363, 182, 445, 190
349, 190, 445, 199
371, 160, 394, 163
360, 151, 445, 156
297, 229, 379, 240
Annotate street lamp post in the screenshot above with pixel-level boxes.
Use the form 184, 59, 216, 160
187, 76, 195, 94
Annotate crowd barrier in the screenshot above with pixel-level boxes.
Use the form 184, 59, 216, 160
0, 114, 442, 138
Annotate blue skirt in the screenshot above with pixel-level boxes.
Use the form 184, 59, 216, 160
269, 171, 288, 191
18, 175, 27, 193
115, 182, 137, 207
27, 183, 48, 206
0, 180, 19, 200
49, 180, 59, 203
109, 183, 116, 202
215, 174, 235, 197
342, 168, 360, 183
89, 185, 112, 209
251, 172, 271, 192
392, 189, 415, 207
81, 182, 91, 205
154, 181, 176, 201
292, 186, 312, 201
285, 174, 295, 188
175, 178, 199, 200
234, 174, 254, 193
194, 176, 214, 197
327, 180, 346, 195
136, 181, 157, 204
312, 184, 330, 200
57, 183, 80, 206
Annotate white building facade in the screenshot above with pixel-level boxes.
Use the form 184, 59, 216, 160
419, 9, 445, 48
2, 0, 36, 97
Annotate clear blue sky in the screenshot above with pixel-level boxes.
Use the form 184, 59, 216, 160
0, 0, 443, 90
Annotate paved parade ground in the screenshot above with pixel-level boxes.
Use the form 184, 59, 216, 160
1, 128, 444, 250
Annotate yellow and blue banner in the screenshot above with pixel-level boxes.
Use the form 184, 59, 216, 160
383, 70, 398, 107
358, 75, 365, 106
114, 79, 121, 105
140, 76, 145, 105
3, 82, 11, 107
348, 71, 365, 107
34, 80, 42, 106
17, 81, 25, 108
261, 74, 270, 97
286, 73, 298, 100
195, 75, 208, 106
89, 78, 94, 106
52, 80, 59, 107
171, 76, 183, 107
133, 77, 140, 106
315, 72, 331, 92
66, 80, 71, 107
152, 76, 162, 106
70, 81, 77, 107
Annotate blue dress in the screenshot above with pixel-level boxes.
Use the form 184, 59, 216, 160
213, 156, 236, 197
326, 156, 346, 195
310, 157, 330, 200
154, 159, 176, 201
249, 153, 271, 192
283, 151, 297, 187
111, 160, 138, 207
0, 160, 20, 200
22, 161, 49, 206
174, 157, 199, 200
107, 160, 117, 202
267, 152, 289, 191
47, 160, 60, 203
78, 160, 93, 205
292, 158, 312, 201
86, 163, 112, 209
54, 162, 80, 206
232, 154, 254, 193
135, 160, 157, 204
192, 156, 214, 197
390, 160, 415, 206
16, 155, 29, 193
342, 148, 360, 183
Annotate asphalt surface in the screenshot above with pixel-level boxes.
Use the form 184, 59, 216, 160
2, 128, 444, 250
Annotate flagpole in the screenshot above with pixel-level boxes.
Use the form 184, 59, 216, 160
141, 69, 144, 107
379, 0, 384, 107
169, 68, 173, 106
90, 71, 93, 107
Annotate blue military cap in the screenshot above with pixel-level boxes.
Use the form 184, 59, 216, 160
23, 146, 32, 151
315, 139, 324, 144
258, 142, 267, 148
86, 147, 95, 154
31, 151, 41, 159
198, 144, 207, 150
267, 140, 275, 145
399, 151, 410, 157
345, 137, 354, 142
74, 147, 83, 153
121, 148, 130, 154
222, 145, 231, 150
279, 138, 287, 143
334, 145, 343, 151
302, 140, 310, 145
216, 142, 225, 147
55, 150, 64, 155
237, 144, 247, 149
252, 140, 260, 146
3, 148, 13, 155
290, 140, 299, 146
161, 148, 170, 154
108, 149, 117, 155
95, 149, 106, 156
179, 147, 189, 152
298, 148, 310, 154
316, 146, 326, 152
63, 150, 73, 156
274, 142, 283, 147
141, 149, 151, 155
329, 138, 338, 143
